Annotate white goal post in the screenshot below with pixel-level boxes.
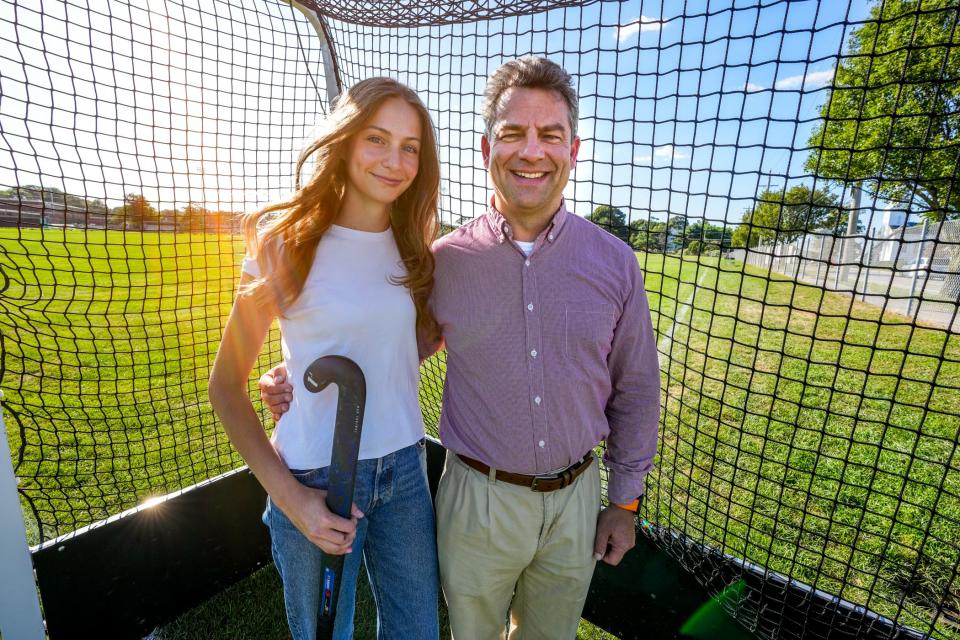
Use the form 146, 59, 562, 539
0, 390, 45, 640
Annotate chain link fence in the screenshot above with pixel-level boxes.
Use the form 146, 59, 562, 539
733, 217, 960, 331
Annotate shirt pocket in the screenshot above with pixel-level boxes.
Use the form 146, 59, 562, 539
564, 303, 617, 364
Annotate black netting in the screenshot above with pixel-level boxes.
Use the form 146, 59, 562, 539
1, 1, 959, 638
0, 0, 328, 541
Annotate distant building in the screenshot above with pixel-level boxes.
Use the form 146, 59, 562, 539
871, 216, 956, 272
876, 203, 918, 237
870, 204, 920, 265
142, 211, 178, 233
0, 197, 109, 229
0, 193, 243, 234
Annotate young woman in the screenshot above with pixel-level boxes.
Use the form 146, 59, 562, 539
208, 78, 441, 640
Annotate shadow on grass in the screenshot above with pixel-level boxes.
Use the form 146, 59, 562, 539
151, 565, 617, 639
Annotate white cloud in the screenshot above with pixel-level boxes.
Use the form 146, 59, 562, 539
743, 82, 767, 93
635, 144, 690, 163
616, 15, 666, 42
774, 68, 835, 90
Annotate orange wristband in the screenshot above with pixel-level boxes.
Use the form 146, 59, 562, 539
613, 499, 640, 512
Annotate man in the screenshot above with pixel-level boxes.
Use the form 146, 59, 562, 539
261, 57, 660, 639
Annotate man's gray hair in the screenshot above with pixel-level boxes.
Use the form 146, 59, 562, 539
482, 56, 579, 138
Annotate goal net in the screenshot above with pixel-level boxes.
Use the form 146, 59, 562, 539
1, 0, 958, 637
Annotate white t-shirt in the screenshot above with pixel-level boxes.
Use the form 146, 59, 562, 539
516, 240, 535, 256
242, 224, 425, 469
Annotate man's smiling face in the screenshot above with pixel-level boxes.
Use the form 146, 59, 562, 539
482, 87, 580, 227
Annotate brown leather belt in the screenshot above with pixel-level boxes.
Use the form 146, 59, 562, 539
457, 452, 593, 492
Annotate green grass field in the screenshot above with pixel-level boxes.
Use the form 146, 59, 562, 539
642, 253, 960, 638
2, 228, 958, 638
0, 227, 252, 543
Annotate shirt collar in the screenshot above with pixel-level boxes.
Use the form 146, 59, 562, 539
485, 198, 569, 245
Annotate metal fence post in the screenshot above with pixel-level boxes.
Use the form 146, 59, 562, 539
0, 392, 46, 639
799, 234, 809, 282
828, 234, 842, 290
862, 237, 871, 301
816, 234, 825, 286
907, 219, 928, 317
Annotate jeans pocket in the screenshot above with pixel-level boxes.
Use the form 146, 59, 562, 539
289, 466, 327, 488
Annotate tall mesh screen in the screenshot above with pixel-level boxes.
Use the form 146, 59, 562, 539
0, 0, 329, 541
2, 1, 959, 638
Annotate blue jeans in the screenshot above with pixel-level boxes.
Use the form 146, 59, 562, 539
263, 440, 439, 640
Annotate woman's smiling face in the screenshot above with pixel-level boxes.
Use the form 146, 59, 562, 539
345, 96, 423, 212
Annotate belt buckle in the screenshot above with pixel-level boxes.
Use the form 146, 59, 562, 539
530, 471, 561, 492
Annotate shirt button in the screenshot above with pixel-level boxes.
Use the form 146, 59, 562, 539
530, 349, 538, 358
548, 233, 554, 241
525, 259, 531, 267
527, 303, 534, 311
538, 440, 545, 448
534, 396, 541, 405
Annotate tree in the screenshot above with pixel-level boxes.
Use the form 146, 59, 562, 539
665, 215, 688, 252
585, 205, 630, 244
685, 220, 734, 251
206, 210, 241, 234
731, 185, 843, 247
805, 0, 960, 222
110, 193, 157, 231
178, 202, 208, 232
627, 219, 654, 251
627, 219, 666, 252
439, 222, 458, 237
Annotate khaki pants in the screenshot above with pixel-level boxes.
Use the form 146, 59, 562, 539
436, 452, 600, 640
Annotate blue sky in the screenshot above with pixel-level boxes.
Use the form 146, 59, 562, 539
0, 0, 875, 229
352, 0, 873, 228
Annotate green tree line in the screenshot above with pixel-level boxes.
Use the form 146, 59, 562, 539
584, 205, 733, 254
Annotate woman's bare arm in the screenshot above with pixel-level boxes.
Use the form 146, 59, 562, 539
208, 274, 361, 554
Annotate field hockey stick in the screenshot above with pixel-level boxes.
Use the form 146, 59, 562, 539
303, 355, 366, 640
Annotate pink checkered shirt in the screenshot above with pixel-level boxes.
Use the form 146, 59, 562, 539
430, 201, 660, 504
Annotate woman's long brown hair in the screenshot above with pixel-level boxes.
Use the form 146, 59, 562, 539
241, 77, 440, 343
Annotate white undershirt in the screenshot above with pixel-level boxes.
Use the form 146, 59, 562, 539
516, 240, 535, 256
242, 225, 424, 469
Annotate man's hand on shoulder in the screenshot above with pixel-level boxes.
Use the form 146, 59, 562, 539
259, 364, 293, 422
593, 504, 637, 566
